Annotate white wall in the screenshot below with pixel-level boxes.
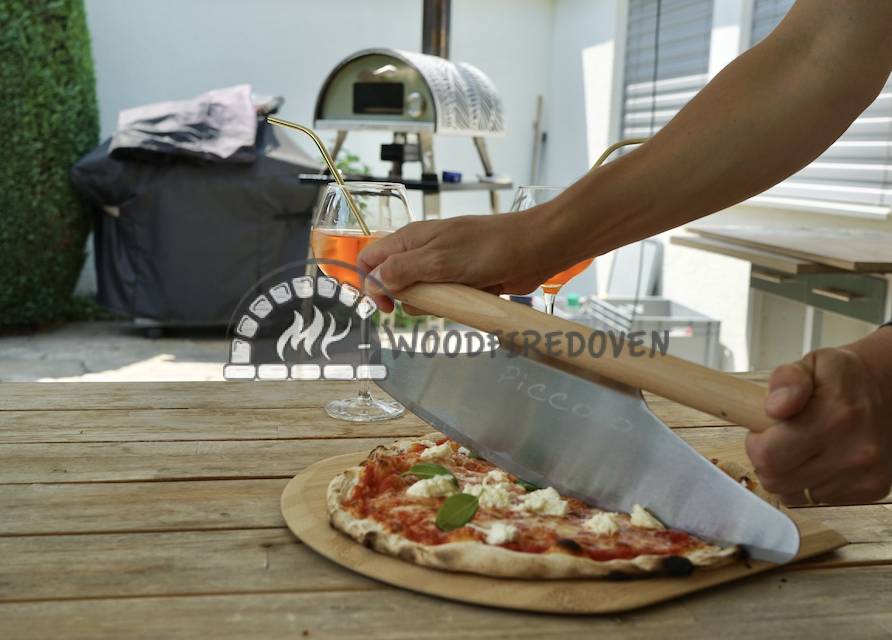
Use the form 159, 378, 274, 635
538, 0, 622, 298
543, 0, 612, 187
84, 0, 554, 218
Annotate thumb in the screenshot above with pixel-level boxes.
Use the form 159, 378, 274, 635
372, 247, 441, 293
764, 357, 814, 420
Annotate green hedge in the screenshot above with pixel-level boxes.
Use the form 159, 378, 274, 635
0, 0, 99, 327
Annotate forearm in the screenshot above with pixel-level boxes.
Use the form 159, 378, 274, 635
540, 0, 891, 267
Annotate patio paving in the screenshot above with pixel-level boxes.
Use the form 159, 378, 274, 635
0, 322, 228, 382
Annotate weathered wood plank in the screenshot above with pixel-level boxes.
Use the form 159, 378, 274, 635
0, 408, 431, 444
3, 519, 891, 604
647, 400, 734, 427
2, 568, 891, 639
0, 378, 768, 430
0, 529, 376, 602
793, 542, 892, 570
0, 381, 368, 411
677, 426, 748, 459
800, 505, 892, 543
0, 480, 288, 536
0, 405, 730, 443
0, 438, 394, 484
0, 428, 749, 485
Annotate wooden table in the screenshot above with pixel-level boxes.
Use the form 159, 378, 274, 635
673, 227, 892, 370
1, 378, 891, 638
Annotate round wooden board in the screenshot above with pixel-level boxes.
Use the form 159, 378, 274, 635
281, 452, 847, 614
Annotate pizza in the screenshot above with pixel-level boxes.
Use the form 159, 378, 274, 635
327, 434, 744, 579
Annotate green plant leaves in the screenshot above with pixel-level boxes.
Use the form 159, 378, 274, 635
516, 479, 539, 492
435, 494, 479, 532
0, 0, 99, 327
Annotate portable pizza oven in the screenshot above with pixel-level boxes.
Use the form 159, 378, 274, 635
312, 2, 511, 218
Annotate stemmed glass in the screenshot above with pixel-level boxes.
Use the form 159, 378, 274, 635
509, 186, 594, 315
310, 182, 415, 422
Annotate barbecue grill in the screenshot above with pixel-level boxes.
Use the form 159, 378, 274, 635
311, 1, 511, 218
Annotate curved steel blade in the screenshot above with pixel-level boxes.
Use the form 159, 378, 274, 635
378, 347, 800, 563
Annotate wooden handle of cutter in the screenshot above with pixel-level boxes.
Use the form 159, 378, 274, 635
398, 283, 774, 433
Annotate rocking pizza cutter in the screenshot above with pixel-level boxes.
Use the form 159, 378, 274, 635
377, 283, 800, 564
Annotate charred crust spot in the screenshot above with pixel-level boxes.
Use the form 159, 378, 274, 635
367, 445, 391, 461
738, 546, 752, 568
362, 531, 378, 549
664, 555, 695, 577
432, 547, 458, 563
556, 538, 583, 554
606, 570, 638, 581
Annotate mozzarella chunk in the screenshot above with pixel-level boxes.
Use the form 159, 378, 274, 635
419, 442, 452, 462
583, 512, 621, 536
463, 481, 515, 510
513, 487, 568, 516
484, 522, 518, 545
630, 504, 664, 529
483, 469, 509, 484
406, 474, 457, 498
457, 446, 471, 457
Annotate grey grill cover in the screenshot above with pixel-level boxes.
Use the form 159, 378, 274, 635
71, 120, 322, 324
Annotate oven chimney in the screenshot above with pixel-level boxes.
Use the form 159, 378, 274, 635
422, 0, 451, 59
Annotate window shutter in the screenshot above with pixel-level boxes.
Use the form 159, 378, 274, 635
620, 0, 713, 140
748, 0, 892, 217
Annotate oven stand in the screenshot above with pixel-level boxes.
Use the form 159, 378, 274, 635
473, 136, 499, 213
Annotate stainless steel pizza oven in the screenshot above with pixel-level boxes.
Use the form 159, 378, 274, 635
311, 2, 511, 218
314, 48, 504, 137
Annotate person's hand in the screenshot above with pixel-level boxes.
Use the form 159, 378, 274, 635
357, 211, 557, 312
746, 328, 892, 505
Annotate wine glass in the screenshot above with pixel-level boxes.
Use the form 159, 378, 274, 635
510, 186, 594, 315
310, 182, 415, 422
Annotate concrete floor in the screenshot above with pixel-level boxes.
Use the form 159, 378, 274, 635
0, 322, 228, 382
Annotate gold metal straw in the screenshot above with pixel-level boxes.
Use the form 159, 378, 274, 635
592, 137, 648, 169
266, 116, 371, 236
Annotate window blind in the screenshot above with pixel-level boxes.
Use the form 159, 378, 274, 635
620, 0, 713, 140
748, 0, 892, 217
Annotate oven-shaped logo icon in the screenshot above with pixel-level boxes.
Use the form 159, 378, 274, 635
224, 261, 386, 381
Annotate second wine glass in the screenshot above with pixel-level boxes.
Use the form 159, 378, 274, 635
509, 185, 594, 315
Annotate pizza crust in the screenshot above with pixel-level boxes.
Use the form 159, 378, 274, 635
327, 436, 743, 579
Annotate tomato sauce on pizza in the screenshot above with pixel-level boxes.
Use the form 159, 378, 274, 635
341, 437, 719, 564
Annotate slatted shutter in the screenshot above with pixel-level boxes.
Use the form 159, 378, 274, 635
748, 0, 892, 217
620, 0, 713, 139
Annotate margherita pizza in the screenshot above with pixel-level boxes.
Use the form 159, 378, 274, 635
327, 434, 744, 578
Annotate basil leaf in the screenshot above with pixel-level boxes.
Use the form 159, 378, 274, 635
435, 494, 479, 532
516, 479, 539, 492
403, 463, 453, 480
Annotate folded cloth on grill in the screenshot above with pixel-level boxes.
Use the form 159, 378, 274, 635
109, 84, 258, 164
